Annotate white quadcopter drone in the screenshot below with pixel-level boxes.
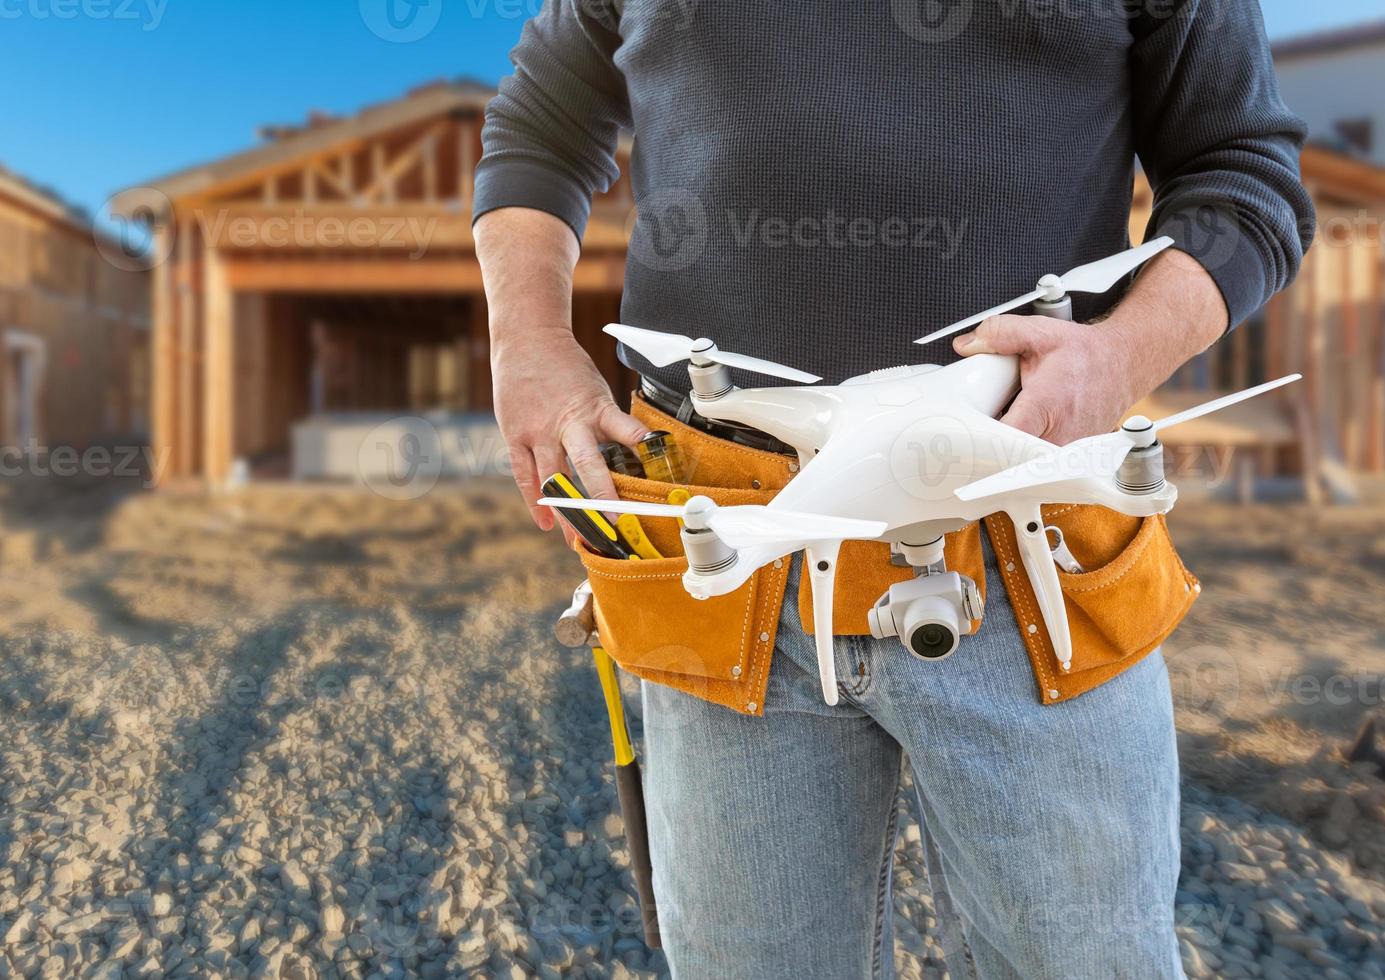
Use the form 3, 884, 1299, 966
542, 236, 1300, 705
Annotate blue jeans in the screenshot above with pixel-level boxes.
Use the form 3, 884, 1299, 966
641, 532, 1183, 979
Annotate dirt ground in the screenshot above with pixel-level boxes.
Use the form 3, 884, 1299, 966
0, 472, 1381, 977
1165, 503, 1385, 874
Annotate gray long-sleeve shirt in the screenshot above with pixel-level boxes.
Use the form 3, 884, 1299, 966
474, 0, 1314, 392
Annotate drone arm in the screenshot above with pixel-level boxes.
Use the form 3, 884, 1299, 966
803, 541, 843, 705
694, 387, 838, 456
1007, 505, 1073, 674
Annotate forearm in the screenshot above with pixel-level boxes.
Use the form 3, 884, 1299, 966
475, 205, 646, 529
475, 207, 581, 350
1101, 249, 1227, 404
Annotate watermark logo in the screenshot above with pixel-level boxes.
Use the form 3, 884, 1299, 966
358, 417, 444, 500
891, 0, 974, 43
726, 209, 967, 257
362, 873, 428, 954
1160, 203, 1242, 274
195, 208, 439, 260
0, 0, 169, 31
94, 188, 174, 273
1167, 643, 1241, 721
360, 0, 442, 43
627, 188, 708, 273
889, 410, 983, 502
0, 442, 169, 489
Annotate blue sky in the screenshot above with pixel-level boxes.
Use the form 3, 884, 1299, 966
0, 0, 1380, 217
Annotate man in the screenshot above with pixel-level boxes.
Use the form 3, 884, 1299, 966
474, 1, 1313, 976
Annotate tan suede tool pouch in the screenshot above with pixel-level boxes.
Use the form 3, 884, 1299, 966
574, 396, 800, 716
578, 395, 1198, 712
984, 507, 1199, 704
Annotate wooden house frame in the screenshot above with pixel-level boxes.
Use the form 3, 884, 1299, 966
0, 166, 150, 452
1130, 146, 1385, 489
112, 81, 633, 485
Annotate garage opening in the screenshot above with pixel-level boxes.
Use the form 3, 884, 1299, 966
231, 293, 486, 479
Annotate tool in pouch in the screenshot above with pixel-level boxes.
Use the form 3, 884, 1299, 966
541, 472, 637, 559
1045, 525, 1084, 574
635, 430, 686, 483
548, 447, 668, 948
555, 579, 662, 949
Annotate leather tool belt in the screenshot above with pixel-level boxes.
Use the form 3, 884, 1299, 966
574, 393, 1200, 715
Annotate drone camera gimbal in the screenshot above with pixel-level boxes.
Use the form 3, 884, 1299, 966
868, 535, 984, 663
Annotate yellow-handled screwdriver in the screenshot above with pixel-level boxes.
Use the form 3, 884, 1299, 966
667, 488, 691, 528
616, 514, 665, 560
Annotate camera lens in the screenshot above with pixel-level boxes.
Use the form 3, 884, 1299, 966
910, 623, 955, 660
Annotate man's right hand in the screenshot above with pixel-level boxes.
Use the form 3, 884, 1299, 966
476, 206, 647, 540
492, 328, 647, 534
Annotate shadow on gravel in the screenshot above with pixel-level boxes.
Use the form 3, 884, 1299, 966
483, 610, 670, 975
0, 469, 147, 559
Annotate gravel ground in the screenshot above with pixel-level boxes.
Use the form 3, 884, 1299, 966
0, 479, 1381, 978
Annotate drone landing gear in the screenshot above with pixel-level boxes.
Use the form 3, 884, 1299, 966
1009, 506, 1073, 673
804, 541, 843, 706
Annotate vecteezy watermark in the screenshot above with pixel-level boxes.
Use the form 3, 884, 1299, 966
356, 417, 518, 499
727, 209, 968, 257
194, 208, 440, 261
0, 442, 169, 489
359, 0, 442, 42
1315, 209, 1385, 249
1259, 668, 1382, 707
359, 418, 445, 500
626, 188, 709, 273
0, 0, 168, 31
888, 411, 983, 502
890, 0, 1222, 44
627, 191, 969, 273
1159, 203, 1244, 275
94, 191, 443, 270
1166, 643, 1242, 721
94, 188, 174, 273
890, 0, 975, 43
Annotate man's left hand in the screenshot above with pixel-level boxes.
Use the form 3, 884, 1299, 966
951, 248, 1230, 446
953, 316, 1144, 446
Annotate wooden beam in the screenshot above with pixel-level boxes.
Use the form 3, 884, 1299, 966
110, 85, 492, 213
1369, 236, 1385, 472
371, 142, 388, 205
468, 294, 491, 411
1341, 235, 1359, 468
423, 133, 439, 202
223, 253, 622, 293
307, 158, 352, 200
360, 123, 447, 204
150, 224, 175, 484
202, 246, 234, 485
458, 117, 476, 208
225, 257, 485, 293
177, 217, 198, 478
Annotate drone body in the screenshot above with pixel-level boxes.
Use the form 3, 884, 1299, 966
545, 238, 1299, 705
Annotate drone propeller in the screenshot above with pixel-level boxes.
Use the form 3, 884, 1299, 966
538, 494, 885, 549
954, 374, 1302, 501
604, 323, 821, 384
915, 236, 1176, 346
